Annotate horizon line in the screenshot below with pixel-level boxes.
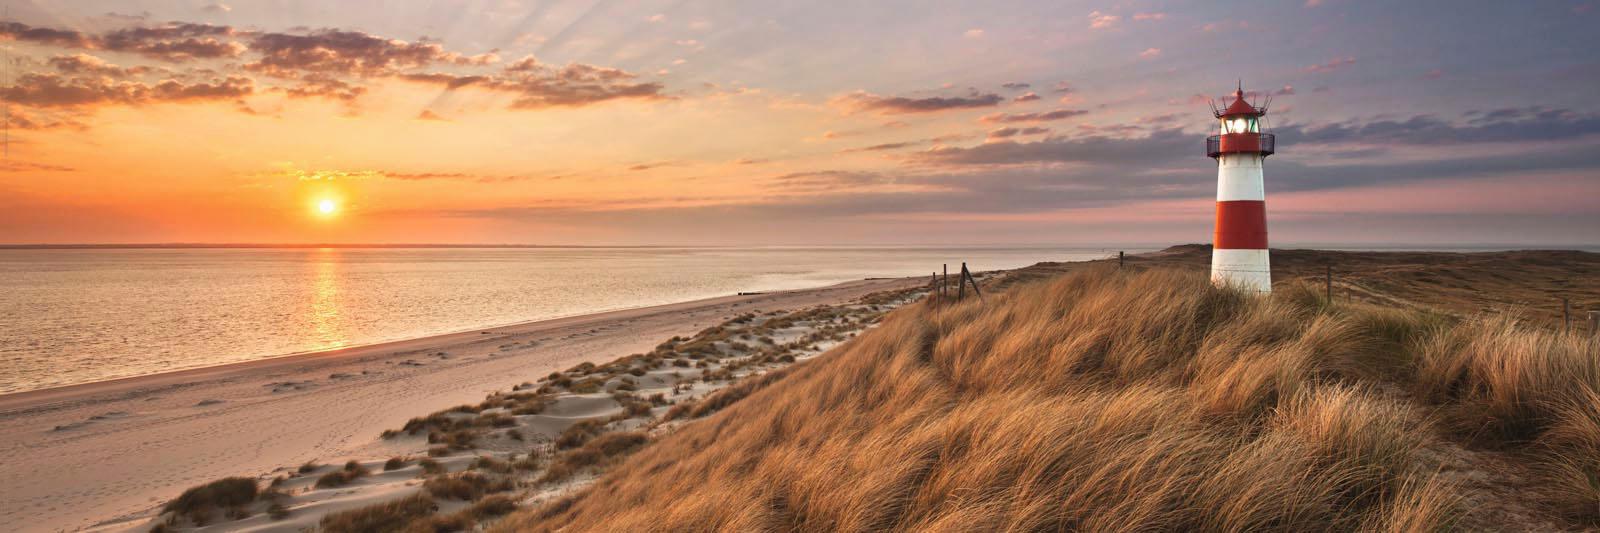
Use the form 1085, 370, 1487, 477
1, 242, 1598, 251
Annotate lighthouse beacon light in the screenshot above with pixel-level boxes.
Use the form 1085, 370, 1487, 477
1206, 83, 1275, 293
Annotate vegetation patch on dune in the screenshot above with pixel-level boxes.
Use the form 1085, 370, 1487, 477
148, 283, 927, 531
501, 265, 1598, 531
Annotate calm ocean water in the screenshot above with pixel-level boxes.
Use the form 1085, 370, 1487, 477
0, 246, 1122, 394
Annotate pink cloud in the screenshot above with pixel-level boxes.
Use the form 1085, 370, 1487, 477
1089, 11, 1121, 29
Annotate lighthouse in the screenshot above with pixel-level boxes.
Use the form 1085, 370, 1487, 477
1206, 84, 1275, 293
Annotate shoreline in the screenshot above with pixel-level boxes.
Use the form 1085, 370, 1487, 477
0, 278, 894, 410
0, 275, 924, 532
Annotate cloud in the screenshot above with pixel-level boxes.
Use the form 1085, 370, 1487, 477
8, 108, 88, 130
47, 54, 151, 78
1139, 47, 1161, 59
1133, 13, 1166, 20
1051, 82, 1074, 93
280, 74, 366, 101
1275, 85, 1296, 95
0, 160, 77, 172
978, 108, 1089, 123
103, 12, 152, 22
1, 73, 253, 108
97, 23, 244, 61
1303, 56, 1356, 73
202, 2, 232, 13
399, 59, 666, 109
1278, 107, 1600, 146
4, 21, 659, 113
1001, 82, 1030, 90
417, 109, 447, 121
0, 22, 95, 48
382, 171, 472, 180
987, 126, 1051, 140
841, 141, 919, 153
918, 128, 1191, 167
628, 161, 675, 171
1013, 92, 1040, 102
1089, 11, 1121, 29
770, 170, 891, 191
831, 90, 1005, 115
963, 28, 984, 38
246, 30, 477, 77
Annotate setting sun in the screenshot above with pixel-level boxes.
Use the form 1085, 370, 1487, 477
315, 198, 339, 217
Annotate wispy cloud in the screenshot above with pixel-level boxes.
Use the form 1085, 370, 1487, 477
831, 90, 1005, 114
1303, 56, 1356, 73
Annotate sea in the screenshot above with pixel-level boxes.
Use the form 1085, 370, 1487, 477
0, 246, 1130, 395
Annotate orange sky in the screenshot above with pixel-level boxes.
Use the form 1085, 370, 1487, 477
3, 1, 1599, 246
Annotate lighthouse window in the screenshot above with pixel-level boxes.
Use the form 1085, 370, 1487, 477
1219, 117, 1258, 134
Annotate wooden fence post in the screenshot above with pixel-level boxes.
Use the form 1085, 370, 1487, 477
963, 263, 984, 302
957, 262, 966, 301
1118, 251, 1124, 268
943, 264, 948, 299
1563, 297, 1571, 334
1325, 265, 1332, 302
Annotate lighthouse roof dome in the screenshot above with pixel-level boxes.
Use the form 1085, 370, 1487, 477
1221, 88, 1264, 117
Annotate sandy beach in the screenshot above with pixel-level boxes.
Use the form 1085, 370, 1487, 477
0, 276, 921, 532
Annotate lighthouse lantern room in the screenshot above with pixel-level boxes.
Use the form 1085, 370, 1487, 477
1206, 84, 1275, 293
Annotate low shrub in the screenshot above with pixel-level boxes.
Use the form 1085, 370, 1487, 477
424, 472, 514, 501
384, 456, 408, 471
162, 477, 258, 524
314, 461, 370, 489
319, 493, 438, 533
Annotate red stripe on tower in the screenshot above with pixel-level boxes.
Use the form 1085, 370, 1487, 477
1213, 200, 1267, 249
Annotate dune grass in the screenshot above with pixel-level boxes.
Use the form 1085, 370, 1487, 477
319, 492, 438, 533
495, 265, 1600, 531
161, 477, 257, 525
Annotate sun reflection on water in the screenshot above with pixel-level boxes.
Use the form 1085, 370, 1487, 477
310, 248, 348, 350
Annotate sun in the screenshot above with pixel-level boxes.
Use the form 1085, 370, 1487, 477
314, 198, 340, 217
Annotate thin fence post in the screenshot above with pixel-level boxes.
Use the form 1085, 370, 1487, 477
1563, 297, 1571, 334
1118, 251, 1124, 269
931, 272, 939, 302
943, 264, 948, 300
1325, 265, 1332, 302
963, 263, 984, 302
958, 262, 966, 301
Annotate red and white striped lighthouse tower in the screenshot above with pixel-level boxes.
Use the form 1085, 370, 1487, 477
1206, 84, 1275, 293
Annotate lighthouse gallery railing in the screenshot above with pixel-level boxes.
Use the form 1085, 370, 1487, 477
1206, 133, 1275, 158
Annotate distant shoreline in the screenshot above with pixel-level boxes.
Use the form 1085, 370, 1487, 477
0, 243, 691, 250
2, 243, 1595, 251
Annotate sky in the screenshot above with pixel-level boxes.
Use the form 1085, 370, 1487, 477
1, 0, 1598, 246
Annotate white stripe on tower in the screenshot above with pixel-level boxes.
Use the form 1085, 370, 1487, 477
1216, 154, 1264, 202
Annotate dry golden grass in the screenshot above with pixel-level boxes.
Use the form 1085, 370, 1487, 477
497, 266, 1512, 531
